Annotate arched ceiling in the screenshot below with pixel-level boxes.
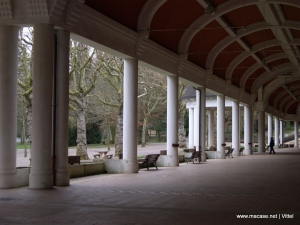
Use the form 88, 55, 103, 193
84, 0, 300, 115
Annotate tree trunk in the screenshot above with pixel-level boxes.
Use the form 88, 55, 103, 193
141, 116, 148, 147
178, 110, 186, 148
22, 117, 27, 157
76, 96, 89, 159
26, 106, 32, 143
107, 124, 110, 150
114, 107, 123, 156
26, 105, 32, 161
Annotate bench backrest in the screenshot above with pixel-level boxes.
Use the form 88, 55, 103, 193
145, 154, 160, 163
190, 151, 201, 158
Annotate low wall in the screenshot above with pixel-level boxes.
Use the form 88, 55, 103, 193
69, 162, 105, 178
14, 162, 105, 187
205, 151, 225, 159
103, 159, 139, 173
16, 167, 30, 187
14, 155, 188, 187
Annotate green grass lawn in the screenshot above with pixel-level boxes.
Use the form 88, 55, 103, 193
17, 143, 109, 149
16, 143, 31, 149
68, 144, 107, 149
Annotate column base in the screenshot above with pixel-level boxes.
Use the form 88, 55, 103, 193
243, 149, 252, 155
29, 173, 53, 189
258, 147, 265, 153
232, 150, 240, 157
103, 159, 138, 173
206, 151, 225, 159
123, 159, 139, 173
201, 151, 206, 162
156, 155, 179, 167
0, 170, 16, 188
55, 171, 70, 187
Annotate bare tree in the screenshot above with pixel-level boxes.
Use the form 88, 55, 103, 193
91, 55, 124, 156
18, 28, 33, 147
69, 41, 103, 159
138, 68, 166, 147
178, 81, 187, 148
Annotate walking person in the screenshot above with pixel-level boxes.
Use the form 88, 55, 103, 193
269, 137, 275, 154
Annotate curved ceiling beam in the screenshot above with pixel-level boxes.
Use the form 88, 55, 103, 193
229, 45, 287, 84
206, 21, 269, 70
251, 63, 298, 93
274, 84, 300, 108
272, 82, 300, 107
284, 99, 299, 114
207, 20, 300, 71
264, 76, 299, 104
178, 0, 258, 54
297, 103, 300, 114
274, 90, 289, 108
239, 50, 286, 88
280, 96, 294, 111
289, 38, 300, 46
137, 0, 167, 31
178, 0, 300, 54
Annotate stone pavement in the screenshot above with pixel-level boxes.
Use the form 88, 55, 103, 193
2, 147, 300, 225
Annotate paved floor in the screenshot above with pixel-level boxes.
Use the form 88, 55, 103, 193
3, 147, 300, 224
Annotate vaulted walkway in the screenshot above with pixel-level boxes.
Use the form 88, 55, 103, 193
1, 149, 300, 225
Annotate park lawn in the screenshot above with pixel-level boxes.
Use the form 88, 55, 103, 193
16, 143, 31, 149
67, 144, 107, 149
17, 143, 108, 149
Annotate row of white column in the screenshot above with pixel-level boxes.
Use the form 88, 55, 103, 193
188, 95, 253, 158
0, 25, 71, 188
187, 97, 299, 156
267, 114, 298, 149
0, 24, 186, 188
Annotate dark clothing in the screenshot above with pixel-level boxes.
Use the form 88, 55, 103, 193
269, 138, 275, 154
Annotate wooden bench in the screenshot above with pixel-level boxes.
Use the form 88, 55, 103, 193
105, 154, 113, 159
185, 151, 201, 164
68, 156, 80, 165
138, 154, 160, 170
239, 147, 244, 156
93, 154, 113, 159
225, 148, 234, 158
93, 154, 100, 159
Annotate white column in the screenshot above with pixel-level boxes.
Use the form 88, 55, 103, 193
208, 110, 214, 148
166, 75, 179, 166
294, 121, 299, 148
188, 108, 194, 148
123, 58, 138, 172
232, 100, 240, 157
251, 109, 254, 152
244, 105, 252, 155
0, 26, 19, 188
29, 24, 54, 189
217, 95, 225, 158
199, 87, 206, 162
194, 92, 199, 150
280, 120, 284, 147
274, 117, 279, 148
258, 111, 265, 153
267, 114, 273, 145
54, 30, 70, 186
